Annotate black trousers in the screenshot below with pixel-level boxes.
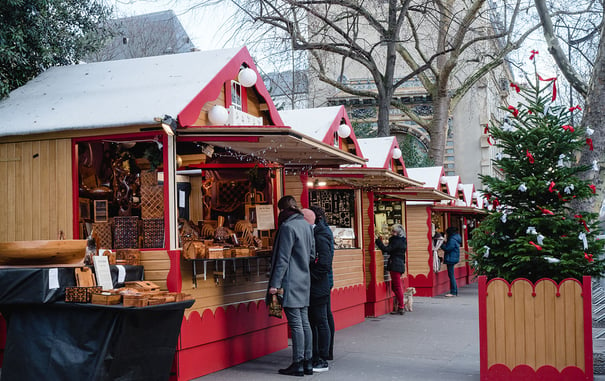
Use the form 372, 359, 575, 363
309, 301, 331, 360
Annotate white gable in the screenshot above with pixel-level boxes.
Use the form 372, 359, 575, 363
405, 166, 443, 189
442, 175, 461, 197
357, 137, 394, 168
279, 106, 341, 141
0, 48, 241, 137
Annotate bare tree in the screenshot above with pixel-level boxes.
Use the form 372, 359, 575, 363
534, 0, 605, 214
204, 0, 542, 165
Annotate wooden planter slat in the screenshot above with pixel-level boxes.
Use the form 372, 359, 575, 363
479, 275, 593, 381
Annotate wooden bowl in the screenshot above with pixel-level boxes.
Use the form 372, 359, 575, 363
0, 240, 87, 267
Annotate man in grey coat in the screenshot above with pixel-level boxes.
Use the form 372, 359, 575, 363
267, 196, 315, 376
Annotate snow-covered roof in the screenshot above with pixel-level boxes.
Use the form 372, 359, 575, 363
279, 106, 342, 141
0, 48, 242, 137
357, 137, 396, 168
405, 166, 444, 189
461, 184, 476, 207
441, 175, 461, 197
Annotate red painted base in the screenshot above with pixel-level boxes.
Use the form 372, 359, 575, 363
485, 364, 588, 381
410, 266, 473, 297
172, 284, 367, 380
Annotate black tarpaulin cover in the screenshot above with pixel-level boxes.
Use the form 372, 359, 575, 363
1, 300, 193, 381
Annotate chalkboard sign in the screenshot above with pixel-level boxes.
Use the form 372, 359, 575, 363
309, 189, 355, 228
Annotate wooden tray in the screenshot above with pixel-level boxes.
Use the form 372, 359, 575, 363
0, 240, 87, 267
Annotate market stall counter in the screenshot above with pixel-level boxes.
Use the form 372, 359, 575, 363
0, 300, 194, 381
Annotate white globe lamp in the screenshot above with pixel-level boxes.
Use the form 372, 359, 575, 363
238, 67, 257, 87
392, 147, 402, 160
208, 105, 229, 125
337, 124, 351, 138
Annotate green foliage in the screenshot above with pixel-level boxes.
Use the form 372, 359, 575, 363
0, 0, 113, 99
469, 73, 605, 282
399, 134, 432, 168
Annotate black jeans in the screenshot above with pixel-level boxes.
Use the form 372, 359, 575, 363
309, 302, 331, 361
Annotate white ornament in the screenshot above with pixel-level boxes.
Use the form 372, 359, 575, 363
564, 184, 574, 194
544, 256, 560, 264
544, 103, 550, 115
587, 127, 594, 136
392, 147, 402, 160
483, 246, 490, 258
502, 122, 513, 132
579, 232, 588, 250
500, 212, 507, 223
557, 154, 566, 167
238, 67, 257, 87
526, 226, 537, 235
518, 183, 527, 192
593, 160, 599, 171
208, 105, 229, 125
495, 152, 503, 160
537, 234, 545, 246
337, 124, 351, 138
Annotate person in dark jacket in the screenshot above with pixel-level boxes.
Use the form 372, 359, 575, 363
442, 226, 462, 297
267, 196, 316, 376
307, 205, 334, 372
375, 224, 407, 315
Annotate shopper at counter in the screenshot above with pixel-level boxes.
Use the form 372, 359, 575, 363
307, 205, 334, 373
375, 224, 407, 315
442, 226, 462, 297
267, 196, 316, 376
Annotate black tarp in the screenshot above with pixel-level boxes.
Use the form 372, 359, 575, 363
0, 300, 193, 381
0, 266, 143, 305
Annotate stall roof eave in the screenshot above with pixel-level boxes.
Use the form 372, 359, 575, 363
431, 205, 488, 214
178, 126, 367, 167
383, 187, 457, 201
308, 168, 423, 188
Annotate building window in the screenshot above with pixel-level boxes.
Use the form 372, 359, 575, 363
230, 80, 242, 111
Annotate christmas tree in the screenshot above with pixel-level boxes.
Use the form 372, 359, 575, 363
470, 62, 605, 282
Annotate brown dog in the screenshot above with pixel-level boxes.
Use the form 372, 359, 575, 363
404, 287, 417, 312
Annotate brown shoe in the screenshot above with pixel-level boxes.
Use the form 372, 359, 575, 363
390, 308, 405, 315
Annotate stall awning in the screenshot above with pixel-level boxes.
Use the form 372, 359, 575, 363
178, 126, 367, 167
308, 168, 424, 189
382, 187, 457, 202
431, 205, 488, 215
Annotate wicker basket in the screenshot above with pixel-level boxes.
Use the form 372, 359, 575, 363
140, 171, 158, 187
92, 222, 113, 249
113, 216, 139, 249
141, 185, 164, 219
142, 218, 164, 248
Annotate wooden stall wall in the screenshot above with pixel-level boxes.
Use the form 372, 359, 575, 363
406, 206, 433, 296
0, 139, 73, 241
479, 277, 592, 380
140, 250, 171, 291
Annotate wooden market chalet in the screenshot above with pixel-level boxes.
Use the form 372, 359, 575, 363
0, 47, 487, 380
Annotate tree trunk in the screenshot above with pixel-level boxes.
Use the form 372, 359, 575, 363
376, 93, 391, 137
576, 24, 605, 215
427, 90, 450, 165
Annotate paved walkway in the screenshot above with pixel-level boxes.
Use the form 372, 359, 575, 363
196, 282, 605, 380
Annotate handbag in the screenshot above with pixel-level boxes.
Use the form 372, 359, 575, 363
268, 289, 284, 318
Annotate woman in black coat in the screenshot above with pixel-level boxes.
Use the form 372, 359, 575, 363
375, 224, 407, 315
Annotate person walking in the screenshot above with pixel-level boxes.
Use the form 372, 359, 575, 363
374, 224, 407, 315
267, 196, 315, 376
442, 226, 462, 297
307, 205, 334, 373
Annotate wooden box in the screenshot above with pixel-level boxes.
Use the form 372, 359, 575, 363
207, 247, 224, 259
142, 218, 164, 248
90, 292, 121, 305
141, 185, 164, 219
116, 249, 141, 265
122, 293, 149, 307
233, 248, 251, 258
113, 216, 139, 249
124, 281, 160, 292
65, 286, 102, 303
183, 241, 207, 259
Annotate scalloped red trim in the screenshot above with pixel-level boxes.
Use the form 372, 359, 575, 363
486, 363, 587, 381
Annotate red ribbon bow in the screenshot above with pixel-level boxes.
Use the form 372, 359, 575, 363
548, 181, 556, 193
526, 149, 534, 163
529, 241, 542, 250
508, 105, 519, 117
538, 206, 554, 215
585, 253, 594, 262
575, 214, 590, 232
569, 105, 582, 112
492, 198, 500, 208
538, 75, 557, 101
530, 50, 539, 60
561, 125, 575, 132
510, 83, 520, 93
487, 136, 494, 146
483, 125, 489, 134
587, 138, 594, 151
590, 184, 597, 194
